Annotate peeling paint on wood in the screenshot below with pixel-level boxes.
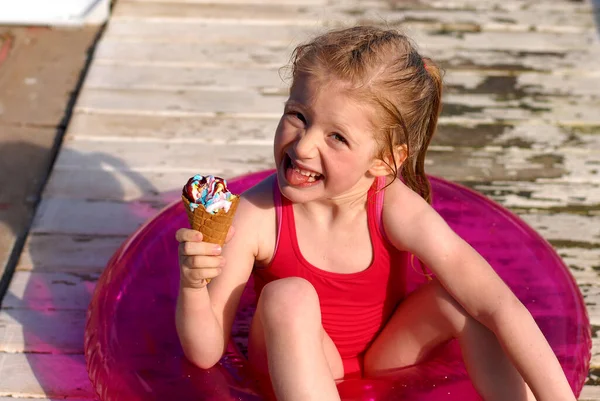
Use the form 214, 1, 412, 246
94, 38, 600, 73
111, 2, 596, 33
74, 87, 600, 124
102, 21, 599, 52
83, 64, 600, 99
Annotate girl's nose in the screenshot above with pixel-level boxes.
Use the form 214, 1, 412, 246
293, 128, 319, 159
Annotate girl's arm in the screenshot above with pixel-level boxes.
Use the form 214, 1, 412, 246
176, 182, 269, 368
382, 179, 576, 401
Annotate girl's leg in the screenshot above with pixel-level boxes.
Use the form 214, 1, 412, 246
364, 280, 535, 401
248, 277, 344, 401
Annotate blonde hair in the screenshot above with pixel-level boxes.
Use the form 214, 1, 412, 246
289, 26, 443, 203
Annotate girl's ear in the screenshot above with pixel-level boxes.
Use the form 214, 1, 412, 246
369, 144, 408, 177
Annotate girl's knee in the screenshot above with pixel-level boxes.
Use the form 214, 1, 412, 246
258, 277, 320, 330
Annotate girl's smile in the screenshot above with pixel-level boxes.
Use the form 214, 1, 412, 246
283, 153, 324, 187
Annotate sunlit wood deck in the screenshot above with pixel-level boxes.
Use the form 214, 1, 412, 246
1, 0, 599, 399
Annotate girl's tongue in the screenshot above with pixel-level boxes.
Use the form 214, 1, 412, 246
285, 158, 322, 187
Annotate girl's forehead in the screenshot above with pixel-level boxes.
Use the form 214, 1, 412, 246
290, 75, 365, 109
289, 75, 379, 137
288, 76, 375, 125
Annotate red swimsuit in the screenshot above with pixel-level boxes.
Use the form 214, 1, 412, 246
253, 177, 417, 376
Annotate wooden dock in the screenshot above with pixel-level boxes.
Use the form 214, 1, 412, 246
1, 0, 599, 399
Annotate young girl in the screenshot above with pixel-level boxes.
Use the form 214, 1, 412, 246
175, 26, 575, 401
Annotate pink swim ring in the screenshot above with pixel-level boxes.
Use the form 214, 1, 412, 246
84, 170, 590, 400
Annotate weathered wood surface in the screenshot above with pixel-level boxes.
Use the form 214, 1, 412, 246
2, 0, 599, 399
111, 2, 596, 33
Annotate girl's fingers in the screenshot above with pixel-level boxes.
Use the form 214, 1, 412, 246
182, 255, 224, 269
179, 241, 222, 257
187, 268, 222, 282
175, 228, 203, 243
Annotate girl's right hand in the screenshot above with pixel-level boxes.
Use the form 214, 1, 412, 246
175, 227, 234, 289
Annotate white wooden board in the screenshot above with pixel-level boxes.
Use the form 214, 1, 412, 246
101, 21, 599, 53
3, 272, 98, 311
0, 354, 94, 398
111, 2, 596, 32
0, 309, 86, 353
16, 234, 124, 272
73, 87, 600, 124
83, 64, 600, 98
93, 38, 600, 73
49, 139, 599, 183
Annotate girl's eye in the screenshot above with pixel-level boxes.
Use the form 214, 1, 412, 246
332, 133, 348, 144
290, 111, 306, 124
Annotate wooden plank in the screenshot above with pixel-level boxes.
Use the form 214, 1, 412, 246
117, 0, 593, 14
0, 309, 86, 353
32, 173, 600, 240
101, 21, 599, 52
31, 198, 155, 237
83, 64, 287, 92
556, 248, 600, 283
120, 0, 327, 4
65, 114, 600, 150
16, 234, 124, 272
0, 353, 93, 399
3, 271, 98, 311
418, 0, 594, 13
83, 64, 600, 98
111, 2, 595, 33
472, 181, 600, 210
61, 134, 600, 179
93, 38, 600, 73
65, 113, 278, 142
52, 140, 274, 174
581, 283, 600, 328
519, 214, 600, 248
93, 39, 291, 68
442, 93, 600, 124
593, 334, 600, 368
41, 168, 600, 212
580, 385, 600, 401
46, 139, 600, 186
74, 87, 285, 117
446, 71, 600, 98
44, 169, 189, 202
73, 87, 600, 124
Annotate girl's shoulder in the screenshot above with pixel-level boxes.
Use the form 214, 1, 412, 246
381, 177, 428, 212
380, 178, 435, 249
239, 173, 277, 211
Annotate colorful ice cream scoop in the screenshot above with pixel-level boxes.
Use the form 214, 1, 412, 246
182, 175, 236, 215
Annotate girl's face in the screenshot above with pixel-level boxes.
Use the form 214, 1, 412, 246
274, 75, 381, 204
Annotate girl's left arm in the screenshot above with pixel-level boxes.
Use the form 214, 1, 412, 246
382, 180, 576, 401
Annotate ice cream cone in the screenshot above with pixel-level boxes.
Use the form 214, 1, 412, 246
182, 194, 240, 246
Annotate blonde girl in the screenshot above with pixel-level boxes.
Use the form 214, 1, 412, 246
176, 26, 575, 401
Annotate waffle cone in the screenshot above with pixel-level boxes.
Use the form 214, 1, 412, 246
182, 195, 240, 246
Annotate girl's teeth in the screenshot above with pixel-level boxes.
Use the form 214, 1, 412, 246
292, 165, 320, 178
307, 176, 316, 183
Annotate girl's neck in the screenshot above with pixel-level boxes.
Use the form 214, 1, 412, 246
293, 179, 374, 226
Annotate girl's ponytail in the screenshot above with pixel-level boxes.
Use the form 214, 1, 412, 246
400, 57, 443, 204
